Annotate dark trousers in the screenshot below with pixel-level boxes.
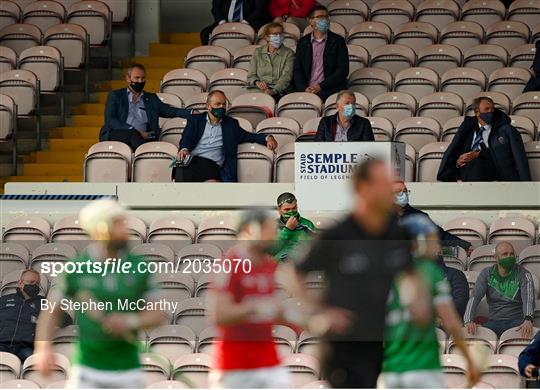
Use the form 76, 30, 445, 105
460, 147, 498, 181
200, 22, 219, 45
173, 155, 221, 182
0, 343, 34, 362
323, 341, 384, 388
484, 318, 523, 338
107, 129, 149, 152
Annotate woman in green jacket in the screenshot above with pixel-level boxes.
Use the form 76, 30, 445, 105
247, 22, 295, 100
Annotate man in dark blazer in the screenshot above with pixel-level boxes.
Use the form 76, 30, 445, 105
315, 90, 374, 141
176, 90, 278, 182
437, 96, 531, 182
524, 39, 540, 92
99, 64, 191, 151
293, 5, 349, 101
200, 0, 271, 45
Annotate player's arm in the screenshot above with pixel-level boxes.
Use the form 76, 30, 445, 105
207, 290, 256, 326
34, 287, 64, 376
396, 268, 433, 327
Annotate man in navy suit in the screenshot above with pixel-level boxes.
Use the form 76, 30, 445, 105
99, 64, 191, 151
176, 90, 278, 182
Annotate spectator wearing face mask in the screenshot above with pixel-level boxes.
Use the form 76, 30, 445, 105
437, 96, 530, 182
247, 22, 294, 101
275, 192, 316, 262
315, 90, 374, 142
0, 270, 45, 362
293, 5, 349, 100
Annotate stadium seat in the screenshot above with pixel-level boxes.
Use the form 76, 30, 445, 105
132, 142, 177, 183
276, 92, 322, 129
0, 242, 28, 276
301, 380, 331, 388
415, 0, 460, 26
148, 325, 196, 364
43, 23, 87, 69
347, 67, 392, 102
184, 92, 209, 112
174, 297, 209, 333
0, 23, 41, 55
417, 92, 463, 126
488, 67, 533, 101
394, 117, 440, 152
1, 380, 39, 389
463, 270, 480, 292
193, 273, 210, 298
486, 21, 530, 54
464, 91, 511, 115
21, 353, 69, 388
511, 92, 540, 126
22, 0, 65, 33
256, 117, 300, 147
160, 117, 187, 146
282, 354, 320, 388
481, 354, 520, 389
157, 92, 184, 126
416, 142, 449, 182
297, 331, 322, 358
232, 44, 259, 71
19, 45, 62, 93
257, 22, 301, 50
83, 141, 132, 182
236, 143, 274, 183
508, 0, 540, 29
405, 142, 416, 182
192, 325, 217, 354
441, 354, 468, 388
436, 328, 448, 354
416, 44, 462, 77
160, 69, 207, 103
301, 117, 322, 135
172, 353, 212, 388
468, 244, 497, 272
196, 216, 237, 247
274, 142, 295, 183
209, 22, 255, 55
461, 0, 506, 26
102, 0, 130, 23
52, 325, 78, 360
227, 92, 275, 129
346, 21, 391, 51
1, 269, 48, 296
0, 69, 39, 130
347, 44, 369, 75
328, 0, 368, 30
442, 217, 488, 247
441, 67, 486, 103
510, 115, 536, 143
148, 381, 189, 389
439, 21, 484, 53
146, 217, 195, 253
323, 91, 369, 117
370, 44, 416, 76
51, 215, 91, 252
0, 45, 16, 73
271, 325, 297, 357
0, 352, 21, 383
0, 1, 21, 31
391, 21, 438, 54
442, 245, 468, 270
3, 215, 50, 252
66, 0, 110, 46
510, 44, 537, 69
488, 217, 536, 255
370, 0, 414, 26
394, 67, 439, 101
463, 44, 508, 78
448, 326, 497, 355
533, 24, 540, 42
498, 325, 539, 357
303, 21, 347, 38
525, 142, 540, 181
123, 215, 147, 245
207, 68, 248, 102
140, 352, 170, 386
131, 243, 175, 265
29, 242, 77, 275
185, 45, 231, 79
366, 116, 394, 141
370, 92, 416, 127
441, 116, 464, 142
176, 243, 222, 280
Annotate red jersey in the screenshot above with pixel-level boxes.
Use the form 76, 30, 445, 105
213, 248, 280, 370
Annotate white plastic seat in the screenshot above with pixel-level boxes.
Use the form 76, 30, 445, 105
43, 23, 87, 69
0, 1, 21, 31
160, 117, 187, 146
84, 141, 132, 182
417, 141, 449, 182
511, 92, 540, 126
394, 67, 439, 101
19, 45, 62, 92
415, 0, 459, 27
256, 117, 300, 147
347, 67, 392, 102
161, 68, 207, 102
440, 21, 484, 53
488, 67, 533, 101
508, 0, 540, 29
463, 44, 508, 78
441, 67, 486, 103
346, 21, 391, 51
227, 92, 275, 128
209, 22, 255, 55
0, 45, 16, 73
67, 0, 111, 46
391, 21, 438, 54
366, 116, 393, 141
274, 142, 295, 183
185, 45, 231, 79
417, 92, 463, 126
485, 21, 530, 53
276, 92, 323, 129
525, 141, 540, 181
369, 92, 416, 127
328, 0, 368, 30
461, 0, 506, 26
0, 23, 42, 55
369, 0, 414, 26
133, 141, 177, 183
22, 0, 65, 33
231, 44, 259, 71
510, 44, 537, 70
417, 44, 462, 77
236, 143, 274, 183
207, 68, 248, 102
369, 44, 416, 76
394, 116, 440, 152
347, 43, 369, 75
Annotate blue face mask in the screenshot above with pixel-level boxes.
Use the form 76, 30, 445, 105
268, 34, 284, 48
479, 112, 494, 125
315, 18, 330, 33
395, 191, 409, 207
211, 107, 226, 119
343, 104, 355, 119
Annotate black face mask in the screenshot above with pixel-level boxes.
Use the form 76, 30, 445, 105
130, 81, 145, 93
22, 283, 40, 298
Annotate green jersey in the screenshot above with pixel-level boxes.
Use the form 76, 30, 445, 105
59, 248, 156, 371
383, 259, 451, 373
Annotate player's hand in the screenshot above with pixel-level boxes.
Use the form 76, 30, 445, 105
103, 313, 133, 336
266, 135, 278, 151
325, 306, 354, 335
466, 322, 478, 335
138, 131, 150, 140
466, 360, 480, 387
525, 364, 537, 378
285, 216, 298, 230
256, 81, 268, 91
467, 246, 474, 256
177, 149, 189, 161
35, 343, 55, 377
518, 319, 534, 338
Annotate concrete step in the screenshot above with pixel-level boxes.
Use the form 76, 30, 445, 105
120, 56, 185, 69
32, 151, 86, 164
49, 139, 96, 151
160, 32, 201, 45
66, 115, 104, 127
149, 43, 194, 58
50, 127, 100, 139
72, 104, 105, 116
1, 175, 82, 184
23, 163, 83, 176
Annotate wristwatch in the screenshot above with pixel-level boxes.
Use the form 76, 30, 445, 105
525, 315, 533, 322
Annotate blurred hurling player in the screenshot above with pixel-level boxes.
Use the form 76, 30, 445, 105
34, 199, 167, 388
208, 210, 290, 388
381, 214, 480, 388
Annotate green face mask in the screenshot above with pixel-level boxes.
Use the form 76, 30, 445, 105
282, 210, 299, 222
499, 256, 516, 272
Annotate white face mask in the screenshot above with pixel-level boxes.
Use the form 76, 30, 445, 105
395, 191, 409, 207
268, 34, 284, 48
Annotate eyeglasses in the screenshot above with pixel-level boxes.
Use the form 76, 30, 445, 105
278, 197, 296, 207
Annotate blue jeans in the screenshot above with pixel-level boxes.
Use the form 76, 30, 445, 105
483, 318, 524, 337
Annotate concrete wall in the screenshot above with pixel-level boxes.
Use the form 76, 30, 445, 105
160, 0, 213, 32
